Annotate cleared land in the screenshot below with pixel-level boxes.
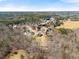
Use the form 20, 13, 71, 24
56, 21, 79, 29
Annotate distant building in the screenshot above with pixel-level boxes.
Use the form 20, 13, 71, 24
68, 18, 71, 21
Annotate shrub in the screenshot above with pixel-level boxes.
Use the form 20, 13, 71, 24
58, 28, 73, 35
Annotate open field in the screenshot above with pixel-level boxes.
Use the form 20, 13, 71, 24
56, 21, 79, 29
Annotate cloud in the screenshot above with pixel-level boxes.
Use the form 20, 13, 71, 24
0, 4, 30, 11
0, 4, 79, 11
42, 7, 79, 11
0, 0, 3, 1
0, 0, 6, 1
60, 0, 79, 3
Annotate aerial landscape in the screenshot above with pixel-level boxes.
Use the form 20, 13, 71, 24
0, 0, 79, 59
0, 11, 78, 59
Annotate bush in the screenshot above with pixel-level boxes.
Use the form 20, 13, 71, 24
58, 28, 73, 35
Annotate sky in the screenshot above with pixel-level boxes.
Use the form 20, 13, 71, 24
0, 0, 79, 11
